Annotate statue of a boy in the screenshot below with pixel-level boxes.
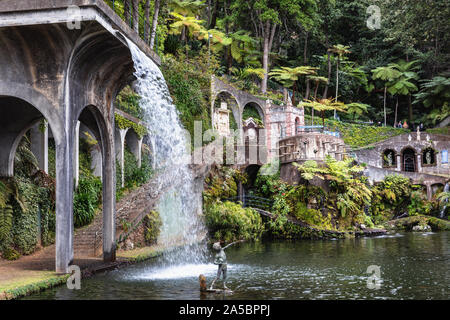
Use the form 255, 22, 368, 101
210, 240, 242, 290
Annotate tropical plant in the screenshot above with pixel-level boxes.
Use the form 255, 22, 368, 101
328, 44, 351, 118
371, 65, 402, 126
307, 75, 328, 124
425, 102, 450, 125
205, 201, 264, 242
294, 157, 371, 224
169, 12, 205, 55
301, 98, 347, 128
169, 0, 205, 16
346, 102, 370, 120
269, 66, 318, 104
388, 60, 420, 123
414, 76, 450, 109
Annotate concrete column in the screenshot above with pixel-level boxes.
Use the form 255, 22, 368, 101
73, 121, 80, 188
55, 138, 74, 273
417, 154, 422, 172
126, 130, 143, 168
91, 144, 102, 178
30, 122, 48, 172
426, 184, 432, 200
102, 136, 116, 263
115, 127, 128, 188
396, 155, 401, 171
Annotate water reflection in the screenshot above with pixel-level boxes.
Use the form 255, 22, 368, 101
25, 232, 449, 300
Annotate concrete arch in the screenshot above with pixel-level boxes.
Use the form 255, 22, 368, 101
243, 101, 265, 123
0, 83, 64, 145
211, 89, 241, 111
77, 104, 116, 262
212, 90, 241, 131
0, 95, 63, 177
125, 129, 143, 167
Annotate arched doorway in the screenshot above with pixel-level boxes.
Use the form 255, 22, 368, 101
402, 148, 416, 172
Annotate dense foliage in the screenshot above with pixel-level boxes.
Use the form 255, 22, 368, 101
205, 201, 264, 242
0, 137, 55, 260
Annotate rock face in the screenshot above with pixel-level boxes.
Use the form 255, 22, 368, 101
412, 224, 431, 232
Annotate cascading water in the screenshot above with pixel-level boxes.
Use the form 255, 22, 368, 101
125, 39, 207, 266
440, 183, 449, 218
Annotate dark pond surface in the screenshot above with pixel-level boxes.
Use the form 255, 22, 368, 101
25, 231, 449, 300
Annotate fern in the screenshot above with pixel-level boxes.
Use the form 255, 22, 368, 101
0, 204, 13, 248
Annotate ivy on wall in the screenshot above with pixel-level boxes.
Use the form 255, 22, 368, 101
304, 115, 409, 148
0, 136, 55, 260
115, 113, 148, 139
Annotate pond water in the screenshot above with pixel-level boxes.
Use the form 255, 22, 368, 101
26, 232, 449, 300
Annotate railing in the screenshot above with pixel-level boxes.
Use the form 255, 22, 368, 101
222, 195, 273, 211
296, 125, 340, 137
105, 0, 158, 54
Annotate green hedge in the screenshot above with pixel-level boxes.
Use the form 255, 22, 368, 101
205, 201, 264, 242
304, 115, 409, 148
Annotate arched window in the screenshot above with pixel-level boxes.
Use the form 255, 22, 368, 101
382, 149, 396, 167
422, 147, 436, 166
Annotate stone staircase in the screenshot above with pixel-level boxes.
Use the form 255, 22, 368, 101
73, 155, 212, 258
73, 176, 166, 257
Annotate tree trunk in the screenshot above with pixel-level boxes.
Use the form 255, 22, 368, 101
303, 31, 308, 64
144, 0, 150, 43
132, 0, 140, 33
334, 57, 339, 119
394, 96, 399, 127
209, 0, 219, 29
291, 81, 297, 106
314, 82, 319, 100
408, 94, 413, 123
383, 86, 387, 127
305, 80, 311, 100
323, 51, 332, 98
149, 0, 161, 49
124, 0, 132, 26
261, 21, 270, 94
312, 82, 319, 125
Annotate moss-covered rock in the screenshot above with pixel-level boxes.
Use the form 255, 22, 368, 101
384, 215, 450, 231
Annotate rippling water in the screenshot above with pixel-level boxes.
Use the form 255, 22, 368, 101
26, 232, 449, 300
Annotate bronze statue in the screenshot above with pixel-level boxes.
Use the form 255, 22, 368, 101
209, 240, 242, 290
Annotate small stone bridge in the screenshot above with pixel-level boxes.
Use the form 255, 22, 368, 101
0, 0, 159, 272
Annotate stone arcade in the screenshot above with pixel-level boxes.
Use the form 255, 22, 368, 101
0, 0, 157, 273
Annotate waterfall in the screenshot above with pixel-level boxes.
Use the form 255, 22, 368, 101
440, 183, 449, 218
125, 39, 207, 264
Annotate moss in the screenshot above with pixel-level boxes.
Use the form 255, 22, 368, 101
426, 127, 450, 136
144, 210, 162, 245
115, 114, 148, 139
115, 86, 144, 120
304, 115, 409, 148
384, 215, 450, 231
0, 274, 70, 300
161, 52, 212, 147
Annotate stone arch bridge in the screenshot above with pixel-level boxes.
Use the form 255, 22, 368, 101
0, 0, 158, 273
